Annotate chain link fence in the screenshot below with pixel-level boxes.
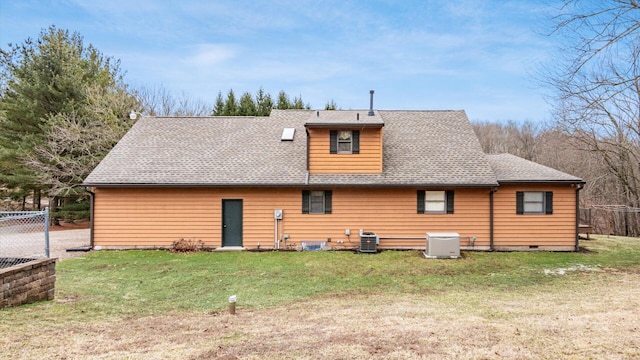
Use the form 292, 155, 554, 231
0, 209, 50, 268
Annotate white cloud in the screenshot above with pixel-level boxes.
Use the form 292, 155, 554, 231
185, 44, 238, 67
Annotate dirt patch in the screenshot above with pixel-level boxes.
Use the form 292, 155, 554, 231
2, 272, 639, 359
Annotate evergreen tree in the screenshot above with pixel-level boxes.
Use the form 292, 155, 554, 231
222, 89, 238, 115
325, 99, 338, 110
0, 26, 138, 214
238, 91, 257, 116
276, 90, 291, 110
255, 87, 274, 116
212, 91, 225, 115
291, 95, 306, 109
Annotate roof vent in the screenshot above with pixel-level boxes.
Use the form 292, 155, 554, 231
368, 90, 375, 116
281, 128, 295, 141
357, 113, 360, 121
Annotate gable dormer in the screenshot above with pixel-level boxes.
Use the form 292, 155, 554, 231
305, 110, 383, 174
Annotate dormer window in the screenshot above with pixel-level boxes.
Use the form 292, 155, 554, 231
330, 130, 360, 154
338, 131, 352, 153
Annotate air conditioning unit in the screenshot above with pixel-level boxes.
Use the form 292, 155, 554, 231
425, 232, 460, 258
360, 232, 378, 253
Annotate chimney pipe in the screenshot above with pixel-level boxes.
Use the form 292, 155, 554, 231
368, 90, 375, 116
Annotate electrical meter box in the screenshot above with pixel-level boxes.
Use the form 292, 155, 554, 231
274, 210, 283, 220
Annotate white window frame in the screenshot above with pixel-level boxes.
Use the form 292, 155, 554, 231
337, 130, 352, 154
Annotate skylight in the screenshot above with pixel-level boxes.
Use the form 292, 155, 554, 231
281, 128, 295, 141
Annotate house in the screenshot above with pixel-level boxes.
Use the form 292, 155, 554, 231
83, 98, 584, 251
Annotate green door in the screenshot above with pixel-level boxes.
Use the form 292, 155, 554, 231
222, 199, 243, 247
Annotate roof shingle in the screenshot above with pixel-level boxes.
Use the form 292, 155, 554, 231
487, 153, 582, 183
86, 110, 572, 187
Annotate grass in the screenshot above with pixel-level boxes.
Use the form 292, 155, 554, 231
1, 235, 639, 359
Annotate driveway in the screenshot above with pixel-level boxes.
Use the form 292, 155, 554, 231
49, 229, 91, 260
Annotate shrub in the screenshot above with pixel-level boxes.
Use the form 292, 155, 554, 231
171, 238, 204, 253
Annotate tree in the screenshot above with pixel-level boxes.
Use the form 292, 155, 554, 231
255, 87, 273, 116
223, 89, 238, 115
25, 84, 137, 197
212, 91, 225, 116
276, 90, 291, 110
0, 26, 138, 215
325, 99, 338, 110
543, 1, 640, 233
472, 120, 539, 161
135, 84, 211, 116
238, 91, 257, 116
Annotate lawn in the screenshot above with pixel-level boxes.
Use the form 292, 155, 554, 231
1, 235, 639, 359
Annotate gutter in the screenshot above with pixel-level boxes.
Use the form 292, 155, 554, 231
490, 187, 498, 251
575, 182, 585, 252
80, 182, 500, 189
305, 128, 310, 172
84, 187, 95, 248
304, 123, 384, 128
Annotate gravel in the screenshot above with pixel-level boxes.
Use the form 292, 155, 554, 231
49, 229, 91, 260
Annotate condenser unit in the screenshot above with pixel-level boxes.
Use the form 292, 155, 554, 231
425, 232, 460, 258
359, 232, 378, 253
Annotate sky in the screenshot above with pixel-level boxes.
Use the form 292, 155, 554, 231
0, 0, 562, 123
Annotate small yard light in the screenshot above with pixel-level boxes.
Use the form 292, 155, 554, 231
228, 295, 237, 315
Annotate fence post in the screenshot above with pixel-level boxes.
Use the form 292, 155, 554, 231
44, 207, 50, 258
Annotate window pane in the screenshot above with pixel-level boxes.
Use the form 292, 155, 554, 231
425, 191, 445, 201
523, 191, 544, 213
524, 202, 543, 213
310, 191, 324, 214
425, 191, 445, 212
524, 192, 543, 202
338, 142, 351, 152
338, 131, 351, 141
425, 201, 445, 212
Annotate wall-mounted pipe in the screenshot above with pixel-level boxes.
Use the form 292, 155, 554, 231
84, 187, 95, 248
490, 187, 498, 251
575, 182, 585, 252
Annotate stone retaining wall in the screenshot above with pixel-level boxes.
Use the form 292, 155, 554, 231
1, 258, 56, 308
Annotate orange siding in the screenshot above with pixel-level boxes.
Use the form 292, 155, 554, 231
308, 128, 382, 173
93, 187, 492, 249
493, 184, 577, 249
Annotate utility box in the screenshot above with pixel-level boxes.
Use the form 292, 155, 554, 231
360, 232, 378, 253
425, 232, 460, 258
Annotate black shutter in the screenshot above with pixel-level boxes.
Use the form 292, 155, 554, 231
330, 130, 337, 154
446, 190, 454, 214
302, 190, 310, 214
324, 191, 332, 214
545, 191, 553, 214
516, 191, 524, 214
417, 190, 425, 214
352, 130, 360, 154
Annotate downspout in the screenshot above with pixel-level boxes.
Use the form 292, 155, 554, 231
575, 182, 585, 252
305, 128, 310, 172
84, 187, 95, 248
490, 187, 498, 251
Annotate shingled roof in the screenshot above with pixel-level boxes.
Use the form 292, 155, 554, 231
83, 109, 500, 187
487, 153, 582, 183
